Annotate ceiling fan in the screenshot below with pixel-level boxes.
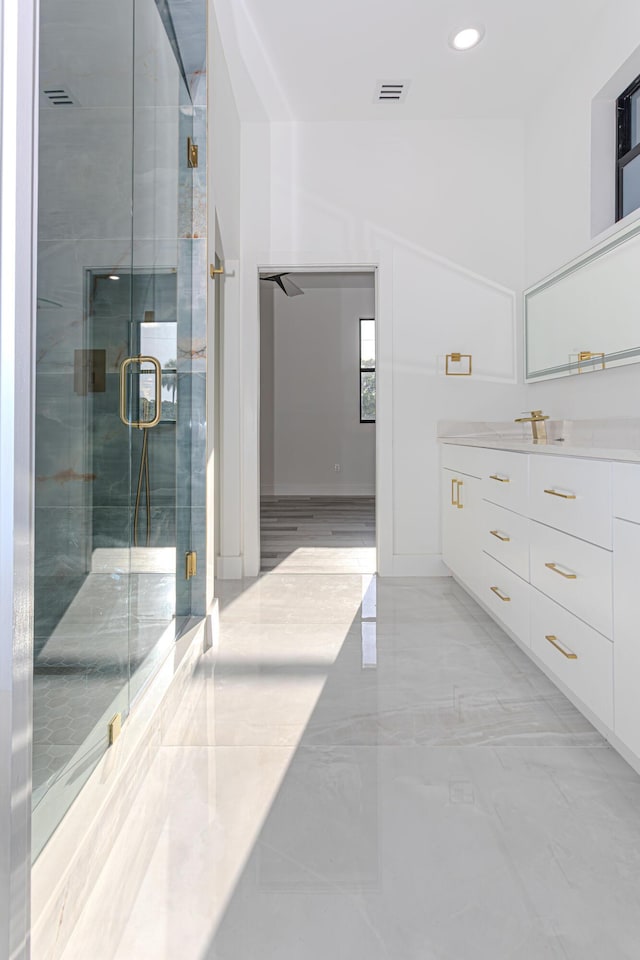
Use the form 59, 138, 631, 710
260, 273, 304, 297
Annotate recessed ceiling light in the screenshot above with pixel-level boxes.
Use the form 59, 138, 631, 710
450, 26, 484, 51
108, 274, 120, 280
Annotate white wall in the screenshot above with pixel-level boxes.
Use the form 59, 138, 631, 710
260, 119, 527, 575
524, 1, 640, 418
261, 274, 376, 496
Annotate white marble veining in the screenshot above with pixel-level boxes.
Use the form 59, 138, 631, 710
439, 417, 640, 461
55, 569, 640, 960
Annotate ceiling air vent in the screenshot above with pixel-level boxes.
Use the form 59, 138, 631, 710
42, 87, 76, 106
375, 80, 410, 103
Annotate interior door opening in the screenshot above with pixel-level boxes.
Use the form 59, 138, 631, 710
258, 269, 377, 575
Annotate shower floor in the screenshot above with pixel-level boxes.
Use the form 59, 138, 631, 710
32, 548, 180, 856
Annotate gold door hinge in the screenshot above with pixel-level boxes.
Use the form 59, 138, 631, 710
108, 712, 122, 745
185, 550, 197, 580
187, 137, 198, 168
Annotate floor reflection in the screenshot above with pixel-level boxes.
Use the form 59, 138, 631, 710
58, 563, 640, 960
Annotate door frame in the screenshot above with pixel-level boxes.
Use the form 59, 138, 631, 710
243, 260, 390, 577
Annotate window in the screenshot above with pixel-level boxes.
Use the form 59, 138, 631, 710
359, 318, 376, 423
616, 74, 640, 221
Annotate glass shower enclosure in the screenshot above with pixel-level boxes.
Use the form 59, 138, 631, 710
32, 0, 207, 858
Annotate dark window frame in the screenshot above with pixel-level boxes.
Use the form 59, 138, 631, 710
359, 317, 376, 424
616, 73, 640, 222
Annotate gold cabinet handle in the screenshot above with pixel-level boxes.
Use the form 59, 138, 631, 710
456, 479, 463, 509
489, 474, 510, 483
119, 355, 162, 429
545, 635, 578, 660
544, 488, 576, 500
451, 478, 458, 506
489, 530, 511, 542
545, 562, 577, 580
490, 586, 511, 602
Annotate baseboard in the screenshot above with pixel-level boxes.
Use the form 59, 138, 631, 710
216, 554, 244, 579
261, 483, 375, 497
388, 554, 449, 577
31, 619, 207, 960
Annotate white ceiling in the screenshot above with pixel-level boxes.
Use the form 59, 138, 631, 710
214, 0, 610, 121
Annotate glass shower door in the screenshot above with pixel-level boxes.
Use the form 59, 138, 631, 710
32, 0, 137, 857
32, 0, 205, 859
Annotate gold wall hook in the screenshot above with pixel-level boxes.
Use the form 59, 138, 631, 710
210, 264, 224, 278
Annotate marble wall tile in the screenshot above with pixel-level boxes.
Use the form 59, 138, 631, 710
38, 108, 134, 242
35, 507, 91, 578
39, 0, 134, 111
92, 505, 176, 550
133, 106, 180, 242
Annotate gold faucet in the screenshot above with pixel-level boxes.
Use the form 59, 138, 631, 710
514, 410, 549, 443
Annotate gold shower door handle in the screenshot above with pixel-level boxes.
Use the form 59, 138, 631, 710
119, 355, 162, 428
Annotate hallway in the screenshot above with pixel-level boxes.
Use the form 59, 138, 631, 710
59, 570, 640, 959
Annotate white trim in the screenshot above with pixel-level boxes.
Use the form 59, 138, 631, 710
390, 555, 450, 578
216, 555, 244, 579
242, 260, 386, 579
0, 0, 38, 954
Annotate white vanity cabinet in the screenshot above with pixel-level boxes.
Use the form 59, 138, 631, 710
613, 464, 640, 761
441, 447, 483, 594
440, 440, 637, 769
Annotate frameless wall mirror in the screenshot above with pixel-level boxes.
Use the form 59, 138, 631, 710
525, 219, 640, 381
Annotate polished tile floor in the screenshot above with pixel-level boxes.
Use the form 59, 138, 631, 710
59, 567, 640, 960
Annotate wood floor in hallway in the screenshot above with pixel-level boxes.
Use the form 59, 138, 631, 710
260, 495, 376, 574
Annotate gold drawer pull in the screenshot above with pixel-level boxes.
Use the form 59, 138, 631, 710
456, 479, 463, 509
490, 586, 511, 602
545, 562, 577, 580
544, 488, 576, 500
489, 530, 511, 542
545, 635, 578, 660
489, 474, 510, 483
451, 478, 457, 506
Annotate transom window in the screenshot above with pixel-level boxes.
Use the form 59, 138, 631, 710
359, 318, 376, 423
616, 73, 640, 221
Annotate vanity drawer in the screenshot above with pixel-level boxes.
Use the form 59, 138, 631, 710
529, 455, 612, 548
613, 463, 640, 523
482, 501, 529, 580
480, 553, 530, 644
530, 521, 612, 639
481, 450, 528, 515
440, 443, 486, 478
530, 590, 613, 728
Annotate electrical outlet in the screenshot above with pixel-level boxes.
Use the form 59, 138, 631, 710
334, 464, 341, 472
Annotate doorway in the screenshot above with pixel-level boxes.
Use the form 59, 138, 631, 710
259, 270, 377, 574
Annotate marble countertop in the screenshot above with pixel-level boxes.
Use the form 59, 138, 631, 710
437, 418, 640, 463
